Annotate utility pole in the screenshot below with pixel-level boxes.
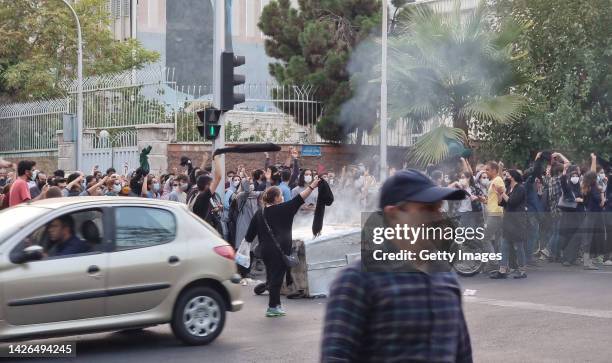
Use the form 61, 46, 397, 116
380, 0, 388, 182
131, 0, 137, 84
212, 0, 231, 195
60, 0, 83, 172
210, 0, 245, 195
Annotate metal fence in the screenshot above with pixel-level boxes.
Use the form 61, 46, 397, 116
82, 129, 140, 174
0, 68, 172, 155
340, 117, 437, 147
0, 99, 67, 153
62, 67, 173, 130
0, 66, 432, 156
173, 83, 321, 143
84, 129, 138, 149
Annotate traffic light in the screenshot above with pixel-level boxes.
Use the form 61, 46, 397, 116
197, 107, 222, 140
220, 51, 245, 111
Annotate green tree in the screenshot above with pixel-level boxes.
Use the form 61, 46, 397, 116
481, 0, 612, 164
388, 1, 527, 166
258, 0, 381, 142
0, 0, 159, 102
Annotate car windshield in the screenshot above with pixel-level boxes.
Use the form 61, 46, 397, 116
0, 206, 48, 246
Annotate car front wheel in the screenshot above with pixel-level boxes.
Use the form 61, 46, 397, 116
171, 286, 226, 345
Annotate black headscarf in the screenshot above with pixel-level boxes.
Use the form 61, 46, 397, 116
313, 178, 334, 237
212, 143, 281, 157
507, 169, 523, 184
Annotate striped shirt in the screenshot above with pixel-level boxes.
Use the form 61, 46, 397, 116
321, 262, 472, 363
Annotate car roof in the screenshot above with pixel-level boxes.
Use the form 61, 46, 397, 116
16, 196, 186, 210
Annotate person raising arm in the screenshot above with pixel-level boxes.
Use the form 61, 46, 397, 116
81, 176, 109, 196
244, 176, 320, 318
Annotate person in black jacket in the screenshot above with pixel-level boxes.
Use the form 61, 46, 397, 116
190, 155, 222, 224
557, 159, 586, 266
491, 169, 528, 279
244, 177, 320, 318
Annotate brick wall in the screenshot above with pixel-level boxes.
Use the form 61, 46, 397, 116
2, 155, 58, 174
167, 143, 408, 175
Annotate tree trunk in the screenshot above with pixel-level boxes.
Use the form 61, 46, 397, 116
452, 112, 469, 139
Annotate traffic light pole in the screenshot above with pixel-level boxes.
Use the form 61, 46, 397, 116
380, 0, 388, 182
212, 0, 233, 195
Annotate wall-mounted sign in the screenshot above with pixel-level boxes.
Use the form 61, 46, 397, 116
301, 145, 321, 157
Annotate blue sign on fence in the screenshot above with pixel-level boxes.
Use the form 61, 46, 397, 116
301, 145, 321, 157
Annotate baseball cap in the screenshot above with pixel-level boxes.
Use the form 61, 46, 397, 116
379, 169, 467, 208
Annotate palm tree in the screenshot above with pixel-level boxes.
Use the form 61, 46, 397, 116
388, 0, 527, 166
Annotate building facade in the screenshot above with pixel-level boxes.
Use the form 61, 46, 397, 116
131, 0, 292, 89
106, 0, 137, 40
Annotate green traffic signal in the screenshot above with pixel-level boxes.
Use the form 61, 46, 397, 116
196, 107, 222, 140
205, 124, 221, 140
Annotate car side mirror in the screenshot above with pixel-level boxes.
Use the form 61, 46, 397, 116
12, 245, 44, 264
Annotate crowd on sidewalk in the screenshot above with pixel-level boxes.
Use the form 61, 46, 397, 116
430, 152, 611, 278
2, 147, 610, 281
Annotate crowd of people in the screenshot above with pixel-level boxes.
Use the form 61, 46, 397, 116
0, 148, 381, 317
430, 152, 612, 278
2, 147, 610, 288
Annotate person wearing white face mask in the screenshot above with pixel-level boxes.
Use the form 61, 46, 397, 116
291, 169, 318, 211
168, 174, 189, 203
153, 180, 161, 194
104, 176, 122, 196
222, 175, 242, 241
142, 175, 161, 199
557, 159, 587, 266
597, 169, 607, 190
478, 173, 490, 189
450, 171, 484, 228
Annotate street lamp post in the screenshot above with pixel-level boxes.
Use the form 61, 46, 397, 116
380, 0, 388, 182
60, 0, 84, 171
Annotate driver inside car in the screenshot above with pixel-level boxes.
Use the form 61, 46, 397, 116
45, 215, 91, 257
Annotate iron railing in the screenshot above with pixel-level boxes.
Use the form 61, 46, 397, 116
0, 99, 67, 153
84, 129, 138, 149
0, 66, 435, 155
173, 83, 321, 143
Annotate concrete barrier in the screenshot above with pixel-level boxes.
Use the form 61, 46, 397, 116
283, 225, 361, 297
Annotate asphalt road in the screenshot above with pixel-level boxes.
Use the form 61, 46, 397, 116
4, 262, 612, 363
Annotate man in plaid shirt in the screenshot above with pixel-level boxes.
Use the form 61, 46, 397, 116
321, 170, 472, 363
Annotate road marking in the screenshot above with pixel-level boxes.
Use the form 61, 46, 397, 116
464, 297, 612, 319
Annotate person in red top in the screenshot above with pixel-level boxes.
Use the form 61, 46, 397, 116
9, 160, 45, 207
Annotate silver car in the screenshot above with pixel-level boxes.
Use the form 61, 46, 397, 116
0, 197, 243, 345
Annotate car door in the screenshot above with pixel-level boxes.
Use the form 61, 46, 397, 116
105, 205, 187, 316
1, 208, 110, 326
